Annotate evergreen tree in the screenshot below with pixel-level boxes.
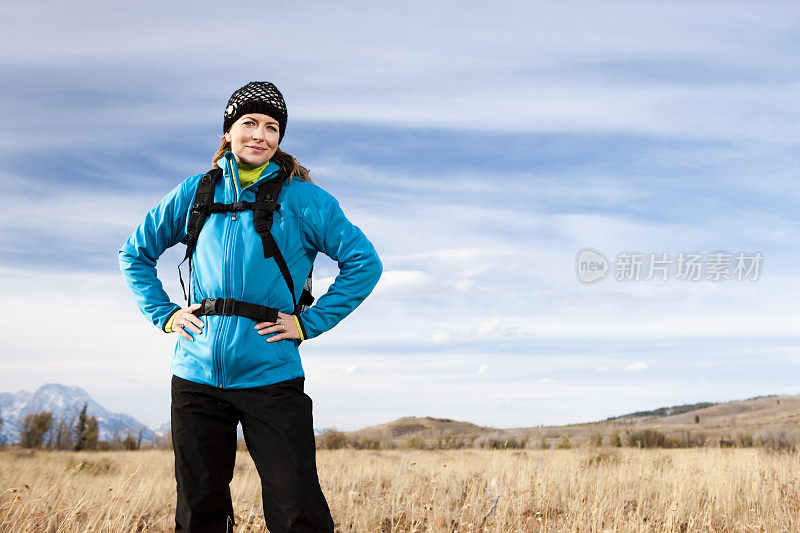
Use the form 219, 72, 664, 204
74, 402, 88, 451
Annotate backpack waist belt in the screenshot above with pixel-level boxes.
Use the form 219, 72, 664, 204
192, 297, 279, 324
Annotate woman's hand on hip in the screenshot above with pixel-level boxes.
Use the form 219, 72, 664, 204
255, 312, 300, 342
173, 303, 204, 341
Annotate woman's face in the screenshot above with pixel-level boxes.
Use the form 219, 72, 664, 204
224, 113, 280, 165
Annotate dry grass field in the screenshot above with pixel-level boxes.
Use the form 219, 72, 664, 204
2, 447, 800, 532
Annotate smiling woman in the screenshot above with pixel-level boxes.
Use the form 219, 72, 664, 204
225, 114, 280, 165
118, 81, 383, 532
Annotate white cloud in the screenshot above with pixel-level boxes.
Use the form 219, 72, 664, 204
372, 270, 435, 295
431, 332, 452, 345
538, 378, 556, 384
476, 317, 502, 336
626, 362, 648, 371
312, 276, 335, 298
477, 364, 489, 375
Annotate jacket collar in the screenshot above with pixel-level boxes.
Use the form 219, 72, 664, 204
220, 151, 281, 194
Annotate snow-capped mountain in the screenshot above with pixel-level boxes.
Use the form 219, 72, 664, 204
0, 384, 155, 444
150, 420, 172, 438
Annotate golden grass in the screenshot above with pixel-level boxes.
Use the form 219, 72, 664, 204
1, 447, 799, 532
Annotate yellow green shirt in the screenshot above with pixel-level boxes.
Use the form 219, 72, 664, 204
237, 161, 269, 190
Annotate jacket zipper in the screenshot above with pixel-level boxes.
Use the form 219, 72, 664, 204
214, 159, 277, 387
212, 158, 241, 388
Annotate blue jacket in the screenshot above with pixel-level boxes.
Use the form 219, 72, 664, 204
119, 152, 382, 388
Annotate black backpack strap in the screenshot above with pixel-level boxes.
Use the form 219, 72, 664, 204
252, 172, 302, 313
192, 298, 279, 324
177, 168, 222, 302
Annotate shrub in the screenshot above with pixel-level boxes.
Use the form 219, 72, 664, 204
680, 431, 706, 448
350, 437, 381, 450
122, 433, 137, 451
20, 411, 53, 449
626, 429, 667, 449
435, 434, 466, 449
762, 440, 796, 455
404, 436, 426, 449
316, 428, 348, 450
586, 452, 619, 467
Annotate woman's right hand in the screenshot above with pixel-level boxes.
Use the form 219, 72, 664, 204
172, 303, 205, 341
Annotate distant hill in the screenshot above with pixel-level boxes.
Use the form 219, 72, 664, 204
344, 416, 489, 447
0, 384, 157, 444
332, 394, 800, 448
604, 401, 719, 422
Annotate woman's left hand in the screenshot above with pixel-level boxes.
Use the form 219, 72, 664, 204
255, 312, 300, 342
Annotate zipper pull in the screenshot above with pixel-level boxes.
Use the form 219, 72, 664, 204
232, 213, 237, 221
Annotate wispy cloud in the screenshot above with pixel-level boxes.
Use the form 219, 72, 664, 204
626, 362, 648, 372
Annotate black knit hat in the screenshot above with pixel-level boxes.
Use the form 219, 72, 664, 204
223, 81, 288, 143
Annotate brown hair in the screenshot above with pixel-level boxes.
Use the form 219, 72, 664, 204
211, 136, 312, 182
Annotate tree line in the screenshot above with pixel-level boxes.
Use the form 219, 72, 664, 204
1, 403, 157, 451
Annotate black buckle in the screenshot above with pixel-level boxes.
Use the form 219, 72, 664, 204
200, 298, 216, 315
231, 201, 248, 211
198, 298, 236, 316
219, 298, 235, 316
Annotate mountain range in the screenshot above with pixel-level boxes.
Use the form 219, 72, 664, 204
0, 383, 320, 445
0, 384, 158, 444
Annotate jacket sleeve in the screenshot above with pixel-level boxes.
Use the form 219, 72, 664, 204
118, 176, 197, 331
298, 189, 382, 339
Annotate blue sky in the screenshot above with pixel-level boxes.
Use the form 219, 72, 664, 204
1, 1, 798, 430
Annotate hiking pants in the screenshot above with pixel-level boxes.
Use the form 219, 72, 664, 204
171, 374, 335, 533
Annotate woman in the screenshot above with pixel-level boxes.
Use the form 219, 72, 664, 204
119, 81, 382, 532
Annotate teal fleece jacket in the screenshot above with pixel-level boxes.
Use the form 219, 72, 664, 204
119, 152, 382, 388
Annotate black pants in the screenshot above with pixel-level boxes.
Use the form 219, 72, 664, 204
171, 374, 335, 533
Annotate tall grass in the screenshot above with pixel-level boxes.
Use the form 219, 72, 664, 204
1, 447, 798, 531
